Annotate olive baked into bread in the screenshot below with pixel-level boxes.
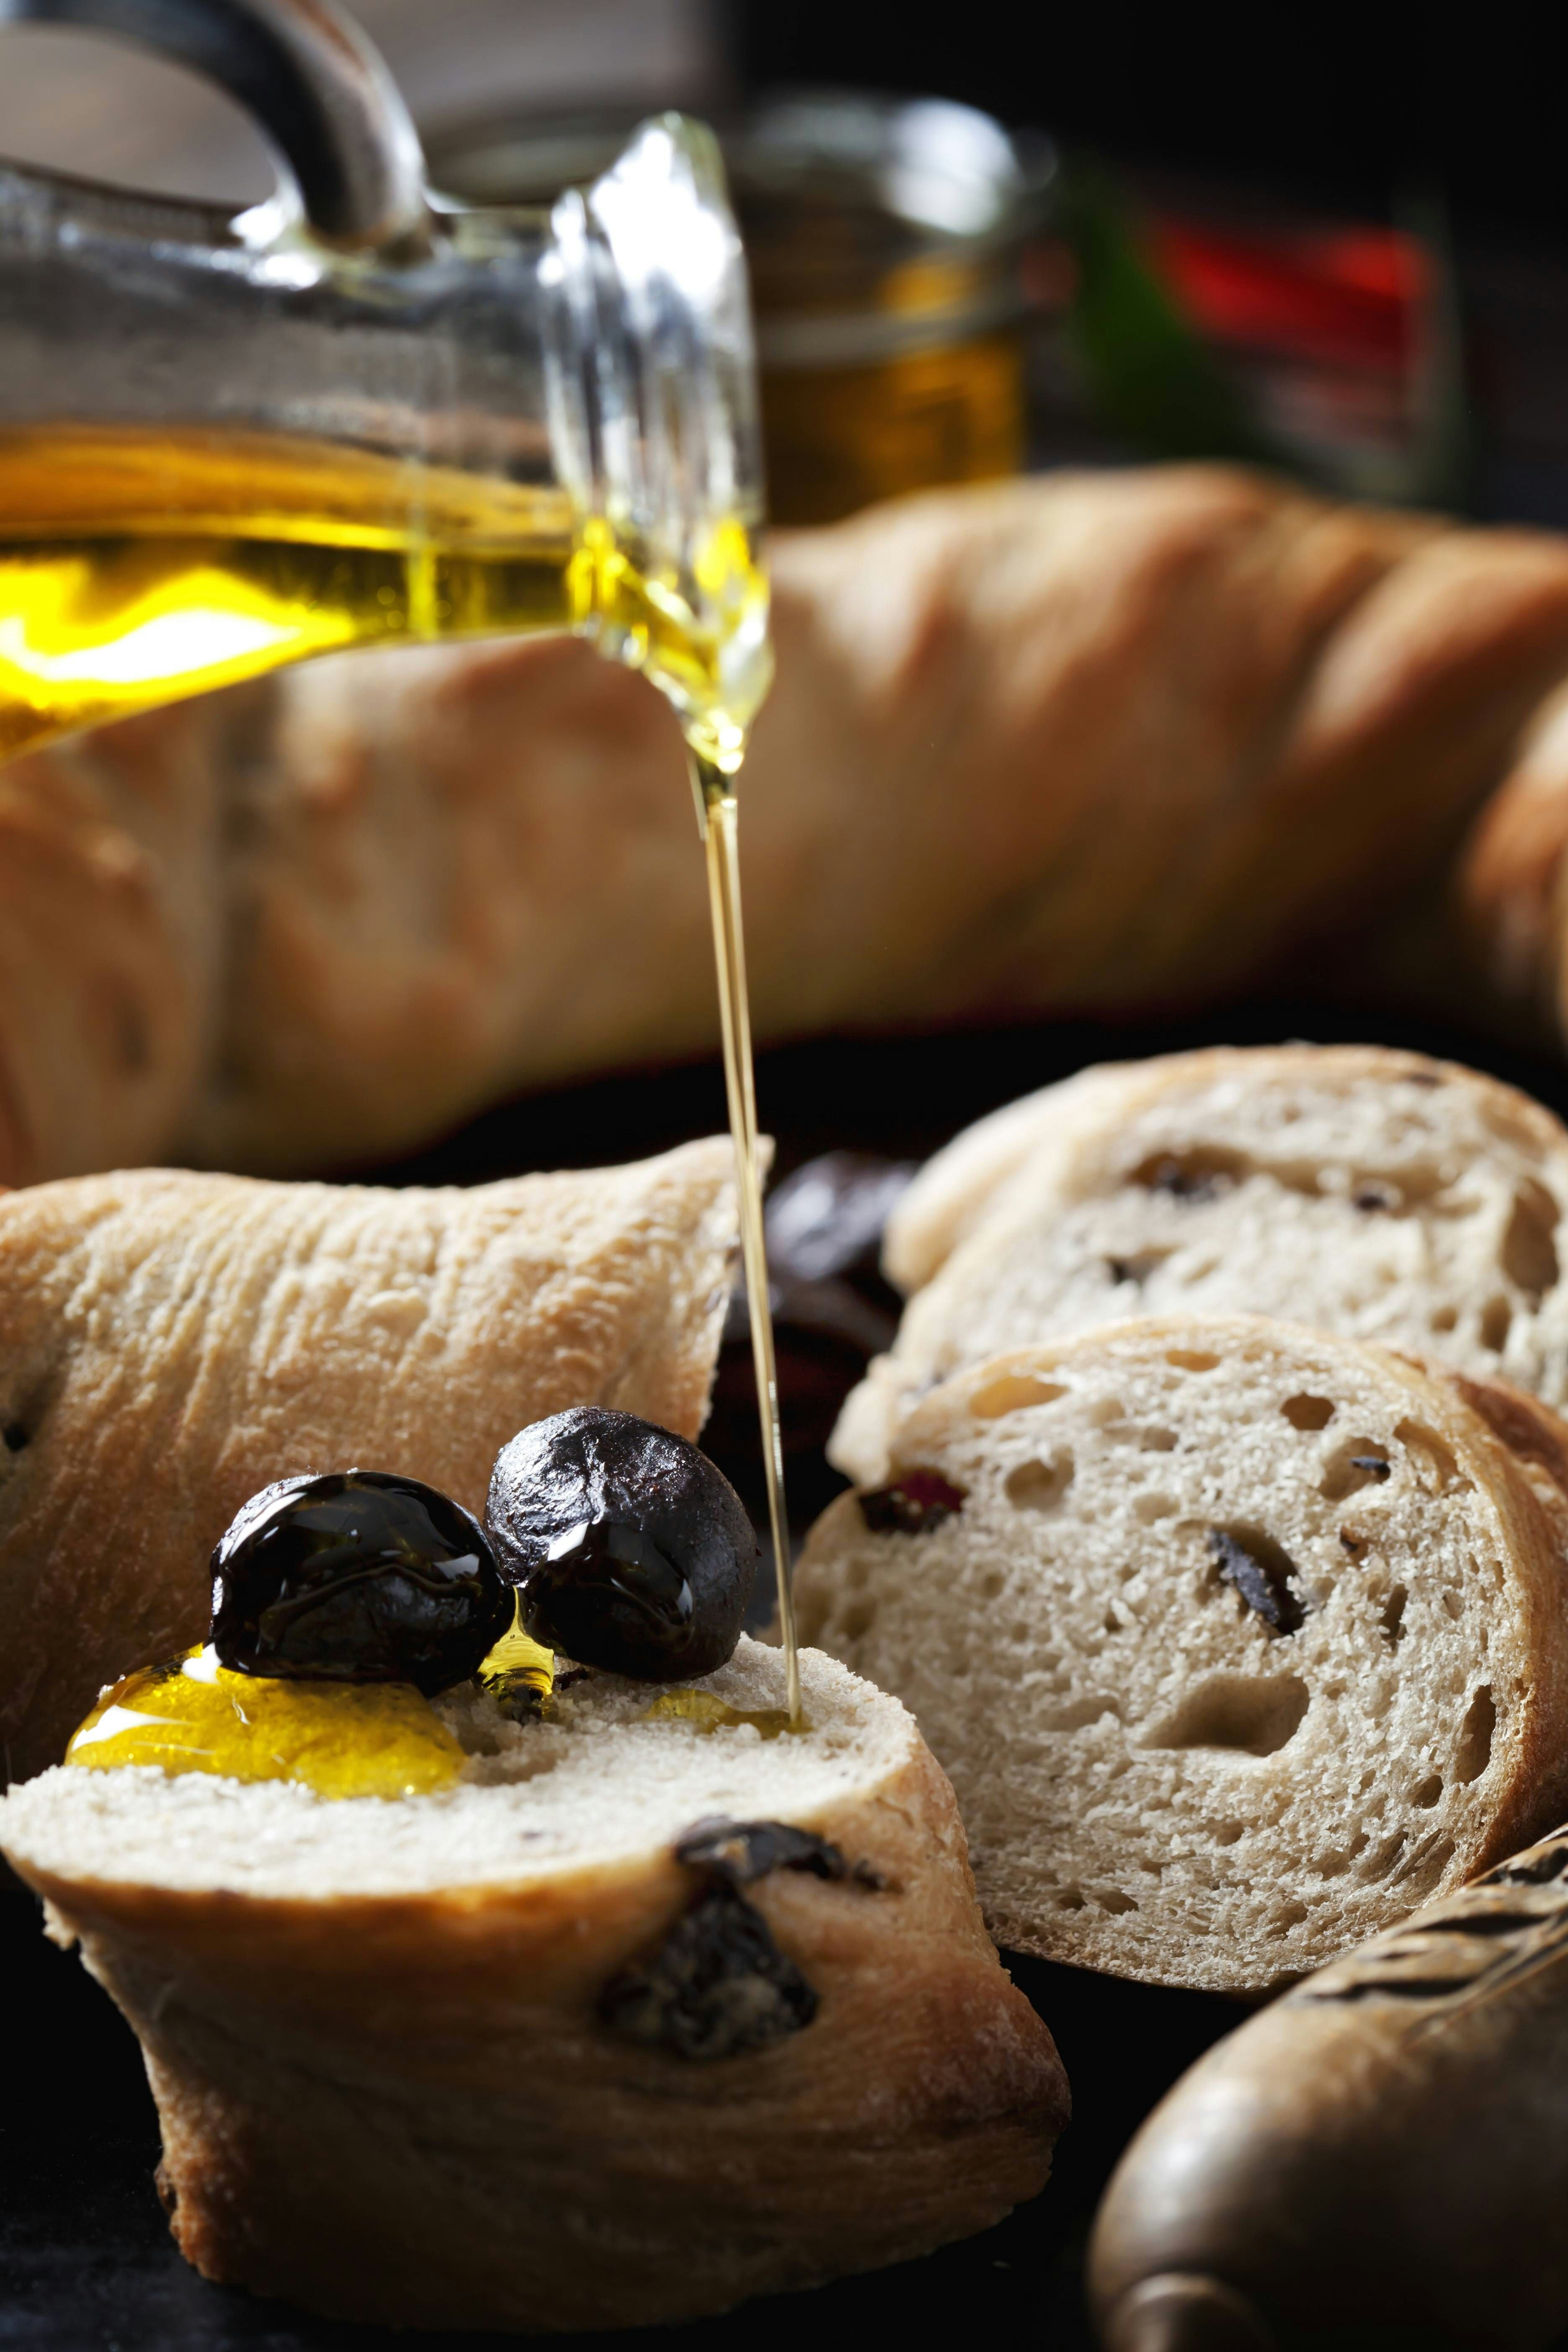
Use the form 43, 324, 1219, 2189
796, 1317, 1568, 1995
0, 1142, 741, 1783
0, 1639, 1068, 2330
834, 1045, 1568, 1485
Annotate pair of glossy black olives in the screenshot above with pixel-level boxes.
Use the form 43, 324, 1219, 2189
209, 1410, 758, 1695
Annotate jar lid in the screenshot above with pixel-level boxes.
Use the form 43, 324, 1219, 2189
428, 90, 1057, 368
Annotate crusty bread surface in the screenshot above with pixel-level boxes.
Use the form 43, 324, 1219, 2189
0, 1640, 1069, 2332
14, 468, 1568, 1185
837, 1045, 1568, 1484
0, 1142, 740, 1784
797, 1318, 1568, 1994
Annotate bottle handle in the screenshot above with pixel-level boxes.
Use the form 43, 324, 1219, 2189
0, 0, 430, 249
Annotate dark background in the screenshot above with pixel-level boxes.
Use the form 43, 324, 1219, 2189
729, 6, 1564, 252
10, 8, 1568, 2346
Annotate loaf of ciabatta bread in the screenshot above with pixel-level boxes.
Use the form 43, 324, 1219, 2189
0, 1640, 1068, 2331
835, 1045, 1568, 1484
796, 1318, 1568, 1994
0, 1142, 742, 1784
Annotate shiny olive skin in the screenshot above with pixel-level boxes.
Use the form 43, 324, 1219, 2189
485, 1409, 758, 1681
210, 1469, 511, 1695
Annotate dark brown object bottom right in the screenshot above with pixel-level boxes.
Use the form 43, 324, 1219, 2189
1089, 1821, 1568, 2350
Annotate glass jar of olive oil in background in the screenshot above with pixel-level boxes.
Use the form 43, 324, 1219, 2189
429, 92, 1059, 527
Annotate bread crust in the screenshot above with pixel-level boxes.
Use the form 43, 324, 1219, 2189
801, 1318, 1568, 1992
10, 471, 1568, 1182
884, 1043, 1568, 1293
5, 1725, 1068, 2330
841, 1043, 1568, 1485
0, 1143, 740, 1782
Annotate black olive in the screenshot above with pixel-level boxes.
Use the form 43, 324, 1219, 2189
209, 1469, 511, 1695
598, 1880, 818, 2060
485, 1408, 757, 1681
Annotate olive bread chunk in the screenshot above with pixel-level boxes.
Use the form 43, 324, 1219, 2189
0, 1639, 1067, 2331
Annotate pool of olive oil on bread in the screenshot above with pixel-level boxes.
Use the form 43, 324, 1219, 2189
0, 1411, 1068, 2334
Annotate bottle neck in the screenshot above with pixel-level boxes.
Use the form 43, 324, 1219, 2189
542, 116, 771, 771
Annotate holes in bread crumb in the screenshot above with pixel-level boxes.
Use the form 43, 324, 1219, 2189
1395, 1420, 1462, 1493
1133, 1147, 1247, 1201
969, 1374, 1067, 1420
1480, 1296, 1513, 1353
1429, 1304, 1459, 1333
1411, 1773, 1444, 1808
1453, 1686, 1495, 1784
2, 1423, 26, 1453
1317, 1829, 1369, 1878
1442, 1589, 1465, 1621
979, 1571, 1005, 1601
1006, 1453, 1074, 1512
1099, 1421, 1179, 1451
1135, 1492, 1177, 1522
1044, 1694, 1124, 1732
1104, 1249, 1172, 1285
1380, 1584, 1408, 1647
1359, 1832, 1408, 1883
1501, 1178, 1560, 1303
1140, 1672, 1309, 1757
1321, 1440, 1392, 1501
1352, 1180, 1401, 1213
1270, 1900, 1309, 1934
1212, 1819, 1244, 1847
1391, 1831, 1456, 1902
1090, 1886, 1138, 1915
1054, 1887, 1086, 1911
1282, 1393, 1336, 1431
1165, 1349, 1220, 1372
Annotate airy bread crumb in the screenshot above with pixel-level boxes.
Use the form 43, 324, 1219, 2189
799, 1318, 1568, 1994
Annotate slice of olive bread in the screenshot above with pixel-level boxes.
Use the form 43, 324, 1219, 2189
0, 1143, 746, 1784
835, 1046, 1568, 1484
0, 1638, 1067, 2331
797, 1319, 1568, 1995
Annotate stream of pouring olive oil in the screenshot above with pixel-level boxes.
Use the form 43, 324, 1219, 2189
1, 421, 803, 1729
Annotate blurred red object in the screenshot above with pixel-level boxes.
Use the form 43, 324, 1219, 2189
1150, 217, 1426, 374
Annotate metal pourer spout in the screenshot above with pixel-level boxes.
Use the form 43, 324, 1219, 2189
0, 0, 431, 249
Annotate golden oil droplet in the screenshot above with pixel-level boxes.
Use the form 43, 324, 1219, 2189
640, 1688, 805, 1739
475, 1596, 556, 1718
65, 1646, 465, 1799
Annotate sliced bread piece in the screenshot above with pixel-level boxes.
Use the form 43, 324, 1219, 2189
0, 1143, 741, 1783
836, 1045, 1568, 1484
797, 1318, 1568, 1994
0, 1639, 1068, 2332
